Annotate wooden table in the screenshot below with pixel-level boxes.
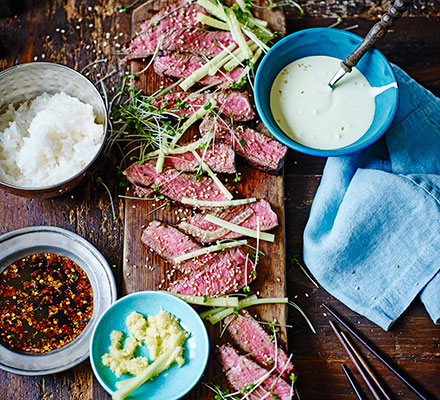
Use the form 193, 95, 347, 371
0, 1, 439, 399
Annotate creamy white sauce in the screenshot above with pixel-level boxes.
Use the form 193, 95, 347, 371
270, 55, 396, 150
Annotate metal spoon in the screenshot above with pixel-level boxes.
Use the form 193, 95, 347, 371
328, 0, 413, 89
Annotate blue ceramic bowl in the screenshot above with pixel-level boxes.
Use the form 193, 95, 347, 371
90, 291, 209, 400
254, 28, 399, 157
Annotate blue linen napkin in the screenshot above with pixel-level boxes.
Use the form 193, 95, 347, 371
303, 65, 440, 330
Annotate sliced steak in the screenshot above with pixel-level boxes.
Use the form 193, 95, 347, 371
154, 53, 245, 89
128, 26, 234, 59
217, 344, 293, 400
163, 28, 234, 57
124, 161, 231, 205
200, 117, 288, 173
168, 247, 255, 296
178, 199, 278, 243
164, 143, 235, 174
154, 91, 254, 122
141, 221, 215, 274
126, 0, 206, 59
224, 309, 296, 382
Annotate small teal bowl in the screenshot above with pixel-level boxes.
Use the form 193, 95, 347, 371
254, 28, 399, 157
90, 291, 209, 400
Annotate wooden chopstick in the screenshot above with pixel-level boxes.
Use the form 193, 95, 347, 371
341, 330, 392, 400
329, 320, 382, 400
323, 303, 428, 400
341, 364, 368, 400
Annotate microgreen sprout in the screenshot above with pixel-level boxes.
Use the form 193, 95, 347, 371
96, 177, 116, 220
256, 0, 303, 14
145, 200, 171, 217
328, 16, 343, 28
117, 0, 141, 13
251, 250, 263, 262
290, 254, 319, 288
230, 75, 247, 89
290, 372, 297, 383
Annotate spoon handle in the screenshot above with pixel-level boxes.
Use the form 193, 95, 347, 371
341, 0, 413, 73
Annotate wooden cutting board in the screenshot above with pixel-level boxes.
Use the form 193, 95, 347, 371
123, 2, 287, 398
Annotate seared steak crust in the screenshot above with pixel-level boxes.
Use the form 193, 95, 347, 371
200, 117, 288, 173
128, 26, 234, 59
164, 143, 235, 174
225, 309, 296, 381
141, 221, 216, 274
126, 0, 207, 59
154, 53, 245, 89
168, 247, 255, 296
217, 344, 293, 400
153, 90, 254, 122
178, 199, 278, 243
124, 161, 231, 205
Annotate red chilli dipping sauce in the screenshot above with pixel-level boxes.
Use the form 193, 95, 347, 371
0, 252, 93, 354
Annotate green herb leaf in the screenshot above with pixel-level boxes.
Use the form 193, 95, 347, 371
230, 75, 247, 89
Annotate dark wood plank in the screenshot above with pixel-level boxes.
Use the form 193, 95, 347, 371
284, 175, 440, 399
0, 1, 132, 398
122, 2, 288, 398
0, 0, 439, 399
286, 0, 440, 19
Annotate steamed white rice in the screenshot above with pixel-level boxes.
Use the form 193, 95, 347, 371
0, 92, 104, 187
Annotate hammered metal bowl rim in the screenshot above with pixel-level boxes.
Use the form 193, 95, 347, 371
0, 225, 117, 375
0, 62, 108, 192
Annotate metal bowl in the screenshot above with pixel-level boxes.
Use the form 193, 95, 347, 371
0, 62, 108, 198
0, 226, 117, 375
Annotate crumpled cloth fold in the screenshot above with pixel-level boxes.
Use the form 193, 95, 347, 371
303, 65, 440, 330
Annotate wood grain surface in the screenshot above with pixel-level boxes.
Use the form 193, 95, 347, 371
0, 1, 439, 399
122, 2, 287, 398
